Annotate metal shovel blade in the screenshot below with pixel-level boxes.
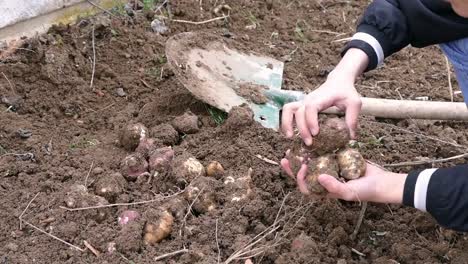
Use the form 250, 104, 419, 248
165, 32, 287, 130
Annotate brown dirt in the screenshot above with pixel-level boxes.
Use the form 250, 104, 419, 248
1, 0, 468, 263
237, 83, 269, 104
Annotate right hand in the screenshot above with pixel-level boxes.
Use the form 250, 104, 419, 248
281, 72, 362, 145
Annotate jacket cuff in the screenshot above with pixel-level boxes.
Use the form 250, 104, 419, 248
341, 24, 392, 71
402, 168, 438, 211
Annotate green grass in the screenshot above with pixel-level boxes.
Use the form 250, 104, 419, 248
69, 138, 99, 149
143, 0, 158, 11
206, 106, 227, 126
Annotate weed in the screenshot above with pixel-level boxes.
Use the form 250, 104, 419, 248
247, 11, 260, 29
143, 0, 157, 11
206, 105, 227, 126
69, 138, 99, 149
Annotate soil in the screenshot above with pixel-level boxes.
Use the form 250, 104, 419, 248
237, 83, 269, 104
1, 1, 468, 264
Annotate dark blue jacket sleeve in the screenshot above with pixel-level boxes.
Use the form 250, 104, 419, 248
342, 0, 468, 71
403, 164, 468, 232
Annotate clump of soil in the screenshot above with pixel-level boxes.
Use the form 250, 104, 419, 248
1, 0, 468, 263
237, 83, 269, 104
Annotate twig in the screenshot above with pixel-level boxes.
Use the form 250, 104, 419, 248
84, 161, 94, 187
155, 0, 169, 14
384, 152, 468, 167
255, 154, 279, 166
350, 202, 367, 240
83, 240, 101, 256
183, 186, 206, 223
310, 29, 345, 35
363, 119, 468, 150
90, 25, 96, 90
1, 72, 15, 93
86, 0, 117, 17
273, 193, 290, 225
22, 220, 85, 251
60, 190, 184, 211
155, 15, 228, 25
216, 219, 221, 264
19, 192, 40, 230
351, 248, 366, 257
154, 248, 189, 261
445, 55, 454, 102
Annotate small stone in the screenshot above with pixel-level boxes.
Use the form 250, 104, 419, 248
336, 259, 347, 264
151, 19, 169, 35
92, 167, 104, 175
17, 129, 32, 139
6, 242, 18, 252
116, 88, 127, 97
124, 53, 131, 59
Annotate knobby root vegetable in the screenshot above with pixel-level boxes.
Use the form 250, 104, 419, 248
93, 172, 127, 202
206, 161, 224, 179
135, 137, 156, 158
118, 210, 140, 226
173, 154, 206, 183
148, 146, 174, 175
121, 153, 149, 181
337, 148, 366, 180
185, 176, 217, 213
286, 117, 366, 196
305, 155, 339, 195
143, 209, 174, 245
303, 117, 350, 156
223, 168, 253, 203
118, 123, 148, 151
116, 221, 143, 253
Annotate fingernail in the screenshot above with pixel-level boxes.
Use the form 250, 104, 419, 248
286, 131, 293, 138
305, 138, 312, 146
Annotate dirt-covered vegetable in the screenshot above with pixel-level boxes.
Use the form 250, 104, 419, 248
121, 153, 149, 181
118, 210, 140, 226
143, 209, 174, 245
303, 117, 350, 156
118, 123, 148, 151
148, 146, 174, 175
206, 161, 224, 179
305, 155, 339, 195
185, 176, 217, 213
337, 148, 366, 180
172, 111, 200, 134
224, 168, 253, 203
173, 153, 206, 183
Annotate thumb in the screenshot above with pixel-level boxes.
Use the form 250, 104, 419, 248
318, 174, 353, 201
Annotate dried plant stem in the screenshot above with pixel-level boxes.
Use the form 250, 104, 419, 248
350, 202, 368, 240
90, 25, 96, 90
155, 15, 228, 25
384, 153, 468, 167
22, 220, 85, 252
255, 154, 279, 165
83, 240, 101, 256
60, 191, 184, 211
216, 219, 221, 264
154, 248, 189, 261
1, 72, 15, 93
84, 161, 94, 187
86, 0, 117, 17
445, 55, 454, 102
19, 192, 40, 230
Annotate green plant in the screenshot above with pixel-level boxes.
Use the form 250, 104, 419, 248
69, 138, 99, 149
143, 0, 157, 11
206, 105, 227, 126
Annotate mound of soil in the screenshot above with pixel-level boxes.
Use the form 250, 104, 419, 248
1, 1, 468, 263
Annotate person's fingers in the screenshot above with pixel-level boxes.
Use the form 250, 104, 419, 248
280, 158, 295, 179
296, 164, 309, 194
304, 103, 320, 136
344, 98, 362, 139
295, 106, 312, 145
281, 102, 301, 138
317, 174, 354, 201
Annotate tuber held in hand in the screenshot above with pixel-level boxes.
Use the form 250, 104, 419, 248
286, 117, 366, 195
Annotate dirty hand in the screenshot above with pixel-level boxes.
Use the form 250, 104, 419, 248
281, 48, 369, 145
281, 158, 407, 204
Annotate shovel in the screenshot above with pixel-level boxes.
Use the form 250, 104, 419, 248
165, 32, 468, 130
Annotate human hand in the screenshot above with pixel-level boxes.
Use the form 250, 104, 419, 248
281, 48, 369, 145
281, 157, 407, 204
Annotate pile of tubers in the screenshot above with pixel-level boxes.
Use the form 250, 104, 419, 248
285, 117, 367, 195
